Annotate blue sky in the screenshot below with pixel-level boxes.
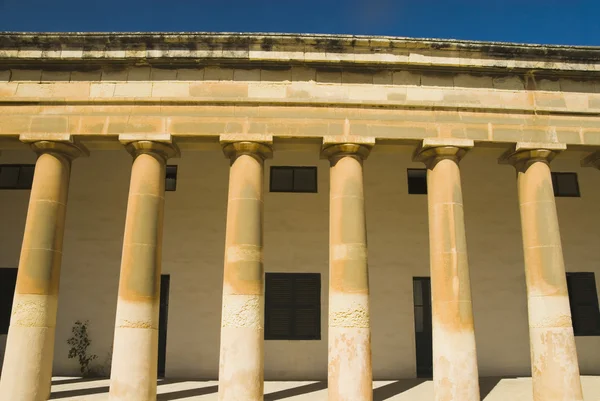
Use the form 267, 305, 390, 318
0, 0, 597, 46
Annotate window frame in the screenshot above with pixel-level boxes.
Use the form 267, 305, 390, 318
269, 166, 318, 193
165, 165, 178, 192
566, 272, 600, 336
264, 272, 321, 341
551, 172, 580, 198
0, 164, 35, 190
407, 168, 427, 195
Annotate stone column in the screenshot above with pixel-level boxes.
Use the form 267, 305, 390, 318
500, 142, 583, 401
109, 134, 179, 401
0, 135, 87, 401
413, 138, 480, 401
218, 134, 272, 401
582, 151, 600, 170
321, 136, 374, 401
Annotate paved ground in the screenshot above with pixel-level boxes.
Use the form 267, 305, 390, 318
49, 376, 600, 400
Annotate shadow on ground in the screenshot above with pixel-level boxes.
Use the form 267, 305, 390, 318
49, 376, 505, 400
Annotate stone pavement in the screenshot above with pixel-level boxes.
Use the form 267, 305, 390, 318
49, 376, 600, 400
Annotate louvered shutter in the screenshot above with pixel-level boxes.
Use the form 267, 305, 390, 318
293, 274, 321, 339
567, 273, 600, 336
265, 273, 321, 340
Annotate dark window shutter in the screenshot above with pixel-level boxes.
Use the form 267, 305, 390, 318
265, 273, 321, 340
567, 272, 600, 336
0, 269, 18, 334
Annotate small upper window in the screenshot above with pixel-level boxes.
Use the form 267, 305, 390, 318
0, 165, 35, 190
270, 166, 317, 193
407, 168, 427, 195
566, 272, 600, 336
551, 172, 580, 197
165, 165, 177, 192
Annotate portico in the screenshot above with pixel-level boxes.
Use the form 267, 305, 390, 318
0, 32, 599, 401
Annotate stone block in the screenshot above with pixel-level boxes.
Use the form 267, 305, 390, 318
10, 69, 42, 82
493, 76, 525, 90
152, 82, 189, 97
406, 87, 443, 102
127, 67, 151, 81
261, 68, 292, 82
234, 69, 261, 82
559, 79, 591, 93
189, 83, 248, 98
386, 88, 407, 102
90, 83, 116, 98
101, 70, 128, 81
177, 69, 204, 81
534, 93, 566, 108
0, 83, 18, 97
535, 78, 561, 91
342, 71, 372, 84
41, 71, 71, 82
113, 83, 152, 97
563, 93, 589, 110
150, 68, 177, 81
29, 116, 68, 134
421, 73, 454, 87
392, 71, 420, 86
316, 70, 341, 84
204, 67, 234, 81
373, 71, 392, 85
348, 86, 386, 101
71, 70, 102, 81
291, 66, 316, 82
248, 83, 286, 99
453, 74, 493, 89
0, 70, 10, 81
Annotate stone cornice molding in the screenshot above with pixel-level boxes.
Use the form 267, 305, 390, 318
581, 151, 600, 170
220, 134, 273, 161
499, 142, 567, 171
19, 133, 89, 160
321, 136, 375, 163
119, 133, 180, 160
413, 138, 474, 168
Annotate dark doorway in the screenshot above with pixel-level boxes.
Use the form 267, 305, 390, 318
413, 277, 432, 378
158, 274, 170, 377
0, 269, 18, 335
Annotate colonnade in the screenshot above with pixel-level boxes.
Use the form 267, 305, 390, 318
0, 133, 597, 401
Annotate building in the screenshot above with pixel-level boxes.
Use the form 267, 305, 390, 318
0, 32, 599, 401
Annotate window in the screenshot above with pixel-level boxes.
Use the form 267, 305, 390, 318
0, 165, 35, 190
566, 272, 600, 336
551, 172, 580, 197
265, 273, 321, 340
0, 269, 18, 334
270, 166, 317, 193
407, 168, 427, 195
165, 165, 177, 191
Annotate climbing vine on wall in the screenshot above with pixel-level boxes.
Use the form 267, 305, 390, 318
66, 320, 98, 377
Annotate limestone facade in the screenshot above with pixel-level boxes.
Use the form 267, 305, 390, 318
0, 33, 599, 400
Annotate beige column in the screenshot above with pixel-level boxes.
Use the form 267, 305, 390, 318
501, 142, 583, 401
582, 151, 600, 170
109, 135, 179, 401
414, 138, 480, 401
0, 135, 87, 401
218, 135, 272, 401
321, 136, 374, 401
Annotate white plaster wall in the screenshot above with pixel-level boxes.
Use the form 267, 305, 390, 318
0, 144, 599, 380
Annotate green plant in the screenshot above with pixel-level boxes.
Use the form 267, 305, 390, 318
67, 320, 98, 377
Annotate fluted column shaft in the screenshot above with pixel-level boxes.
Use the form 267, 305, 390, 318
323, 142, 373, 401
218, 139, 272, 401
504, 145, 583, 401
109, 139, 178, 401
0, 140, 85, 401
414, 139, 479, 401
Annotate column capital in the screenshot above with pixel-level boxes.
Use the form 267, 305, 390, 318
412, 138, 473, 167
581, 151, 600, 170
499, 142, 566, 170
20, 133, 89, 160
320, 135, 375, 161
220, 134, 273, 160
119, 133, 180, 160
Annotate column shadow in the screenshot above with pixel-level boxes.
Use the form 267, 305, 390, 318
373, 379, 427, 400
264, 381, 328, 400
51, 377, 102, 386
479, 376, 505, 399
49, 385, 109, 399
157, 384, 219, 400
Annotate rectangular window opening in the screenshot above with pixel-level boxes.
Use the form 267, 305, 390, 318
0, 165, 35, 190
270, 166, 317, 193
551, 172, 580, 197
165, 165, 178, 192
265, 273, 321, 340
566, 272, 600, 336
407, 168, 427, 195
